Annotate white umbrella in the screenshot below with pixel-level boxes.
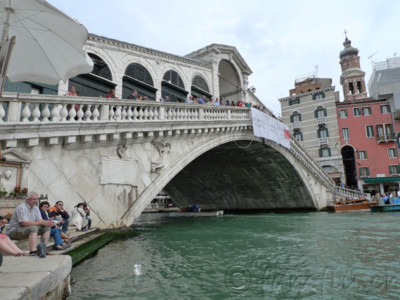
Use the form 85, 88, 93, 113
0, 0, 93, 85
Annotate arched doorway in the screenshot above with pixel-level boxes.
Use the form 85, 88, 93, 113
161, 70, 187, 102
341, 145, 357, 188
218, 59, 241, 102
191, 75, 212, 101
68, 53, 115, 97
123, 63, 156, 100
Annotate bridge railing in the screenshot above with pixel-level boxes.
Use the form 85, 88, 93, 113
288, 137, 335, 189
334, 186, 368, 201
0, 93, 250, 123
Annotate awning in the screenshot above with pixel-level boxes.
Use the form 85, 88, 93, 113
363, 177, 400, 183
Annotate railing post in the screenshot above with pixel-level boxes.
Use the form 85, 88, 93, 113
159, 106, 165, 120
227, 108, 232, 120
6, 101, 21, 122
100, 104, 109, 121
199, 108, 204, 120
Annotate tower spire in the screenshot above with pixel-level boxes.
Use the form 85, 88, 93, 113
339, 34, 368, 101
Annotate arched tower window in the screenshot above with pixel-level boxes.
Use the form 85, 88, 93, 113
122, 63, 156, 100
349, 82, 354, 94
357, 81, 362, 93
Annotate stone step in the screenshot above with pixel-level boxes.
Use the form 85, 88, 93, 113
10, 228, 99, 254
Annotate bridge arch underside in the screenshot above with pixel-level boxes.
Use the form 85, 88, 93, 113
164, 141, 316, 212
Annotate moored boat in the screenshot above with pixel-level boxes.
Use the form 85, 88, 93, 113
370, 204, 400, 212
327, 198, 376, 212
370, 196, 400, 212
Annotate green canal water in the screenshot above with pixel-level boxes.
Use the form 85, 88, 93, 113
68, 212, 400, 299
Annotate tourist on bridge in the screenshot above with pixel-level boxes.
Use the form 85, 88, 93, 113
185, 95, 193, 104
6, 192, 52, 257
127, 89, 138, 100
213, 98, 221, 106
198, 95, 206, 104
64, 86, 78, 96
106, 89, 118, 99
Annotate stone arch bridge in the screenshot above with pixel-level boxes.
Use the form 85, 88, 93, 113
0, 94, 361, 228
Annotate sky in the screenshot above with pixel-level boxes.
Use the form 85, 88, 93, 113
48, 0, 400, 116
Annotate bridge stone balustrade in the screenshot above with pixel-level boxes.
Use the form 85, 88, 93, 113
0, 93, 346, 228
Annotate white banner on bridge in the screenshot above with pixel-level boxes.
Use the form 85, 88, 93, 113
251, 107, 290, 149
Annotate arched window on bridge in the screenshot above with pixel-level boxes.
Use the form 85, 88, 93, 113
218, 59, 241, 102
68, 53, 116, 97
123, 63, 157, 100
191, 75, 212, 102
161, 70, 187, 102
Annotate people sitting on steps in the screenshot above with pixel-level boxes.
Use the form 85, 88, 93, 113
39, 201, 71, 251
71, 203, 89, 232
49, 200, 70, 237
0, 216, 29, 256
82, 203, 92, 230
6, 191, 52, 257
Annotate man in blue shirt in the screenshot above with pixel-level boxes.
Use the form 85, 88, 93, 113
198, 95, 206, 104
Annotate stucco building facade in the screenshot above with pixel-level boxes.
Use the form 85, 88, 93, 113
279, 77, 343, 184
336, 37, 400, 194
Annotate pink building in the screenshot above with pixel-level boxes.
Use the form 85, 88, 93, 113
336, 37, 400, 195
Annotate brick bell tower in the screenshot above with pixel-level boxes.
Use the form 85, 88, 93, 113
339, 34, 368, 101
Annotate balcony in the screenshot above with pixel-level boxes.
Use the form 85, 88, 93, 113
377, 134, 396, 144
318, 137, 329, 146
316, 117, 326, 126
292, 121, 301, 130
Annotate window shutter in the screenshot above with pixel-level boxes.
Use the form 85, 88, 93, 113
319, 148, 322, 157
317, 129, 321, 138
314, 110, 318, 118
367, 168, 370, 176
326, 129, 329, 137
328, 148, 331, 156
290, 115, 293, 123
312, 94, 316, 100
322, 91, 325, 98
324, 108, 327, 117
299, 114, 302, 121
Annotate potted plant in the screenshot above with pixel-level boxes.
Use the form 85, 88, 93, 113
14, 186, 26, 198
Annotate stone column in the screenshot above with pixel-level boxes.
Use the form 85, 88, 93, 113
242, 74, 249, 103
210, 53, 219, 98
114, 72, 124, 99
58, 80, 69, 96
